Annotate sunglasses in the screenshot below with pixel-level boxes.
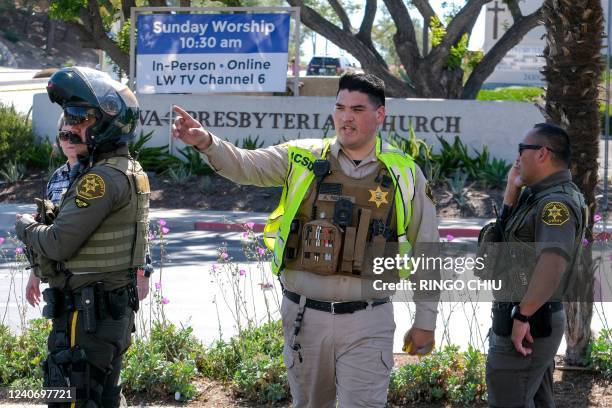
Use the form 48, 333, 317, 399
518, 143, 559, 155
63, 106, 98, 126
58, 130, 84, 144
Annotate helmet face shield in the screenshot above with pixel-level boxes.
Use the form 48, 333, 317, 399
48, 66, 140, 151
63, 106, 99, 126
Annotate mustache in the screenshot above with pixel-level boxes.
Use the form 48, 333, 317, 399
58, 131, 85, 145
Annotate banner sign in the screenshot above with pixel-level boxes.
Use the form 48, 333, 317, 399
136, 13, 290, 94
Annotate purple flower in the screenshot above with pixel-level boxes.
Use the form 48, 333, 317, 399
446, 234, 455, 242
158, 219, 167, 227
242, 232, 249, 239
594, 214, 603, 223
155, 282, 162, 290
0, 237, 5, 245
239, 269, 246, 276
15, 247, 23, 254
161, 227, 170, 234
246, 222, 255, 230
257, 247, 266, 256
582, 238, 589, 246
161, 297, 170, 305
211, 264, 217, 272
148, 233, 156, 241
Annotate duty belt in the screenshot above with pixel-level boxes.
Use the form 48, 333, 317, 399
284, 289, 389, 314
492, 301, 563, 313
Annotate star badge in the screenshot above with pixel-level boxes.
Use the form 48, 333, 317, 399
368, 186, 389, 208
76, 174, 106, 200
542, 201, 570, 226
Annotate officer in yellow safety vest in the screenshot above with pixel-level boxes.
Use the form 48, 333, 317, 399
172, 73, 440, 407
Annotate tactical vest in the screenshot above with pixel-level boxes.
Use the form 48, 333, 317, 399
264, 137, 417, 278
500, 181, 587, 301
63, 156, 150, 274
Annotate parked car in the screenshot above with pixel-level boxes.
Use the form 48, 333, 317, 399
306, 56, 357, 76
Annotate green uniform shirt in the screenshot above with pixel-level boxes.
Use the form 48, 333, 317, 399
509, 169, 579, 260
18, 146, 135, 291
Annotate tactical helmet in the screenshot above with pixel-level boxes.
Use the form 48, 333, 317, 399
47, 67, 139, 152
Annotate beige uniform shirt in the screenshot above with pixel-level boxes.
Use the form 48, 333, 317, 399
200, 135, 440, 330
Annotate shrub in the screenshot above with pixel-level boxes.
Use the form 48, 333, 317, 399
128, 131, 182, 174
0, 103, 35, 163
18, 137, 64, 169
200, 320, 289, 404
0, 160, 26, 184
177, 146, 213, 176
388, 345, 487, 405
122, 322, 203, 401
477, 87, 544, 102
0, 319, 50, 387
479, 157, 511, 189
588, 329, 612, 379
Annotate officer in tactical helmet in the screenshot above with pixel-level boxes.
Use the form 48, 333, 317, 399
15, 67, 151, 407
172, 73, 440, 407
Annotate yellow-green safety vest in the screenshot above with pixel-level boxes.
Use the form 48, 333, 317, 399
264, 137, 417, 278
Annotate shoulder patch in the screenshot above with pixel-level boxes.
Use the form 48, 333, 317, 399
75, 197, 90, 208
541, 201, 570, 226
77, 173, 106, 200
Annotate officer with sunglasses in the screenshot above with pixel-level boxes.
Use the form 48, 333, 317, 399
485, 123, 587, 407
15, 67, 150, 407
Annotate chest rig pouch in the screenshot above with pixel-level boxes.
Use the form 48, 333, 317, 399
284, 155, 397, 278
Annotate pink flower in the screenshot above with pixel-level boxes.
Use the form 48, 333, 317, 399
246, 222, 255, 230
239, 269, 246, 276
257, 247, 266, 256
259, 282, 274, 290
594, 214, 602, 223
446, 234, 455, 242
148, 233, 156, 241
15, 247, 23, 254
161, 297, 169, 305
155, 282, 162, 290
161, 227, 170, 234
158, 219, 167, 226
0, 237, 5, 245
220, 252, 229, 260
242, 232, 249, 239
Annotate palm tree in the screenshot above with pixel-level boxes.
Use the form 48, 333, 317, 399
541, 0, 604, 365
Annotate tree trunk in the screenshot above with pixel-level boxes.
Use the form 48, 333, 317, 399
541, 0, 604, 365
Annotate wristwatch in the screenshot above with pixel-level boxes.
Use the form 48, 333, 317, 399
511, 305, 530, 322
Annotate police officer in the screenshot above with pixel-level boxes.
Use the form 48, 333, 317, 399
15, 67, 150, 407
172, 73, 440, 407
486, 123, 587, 407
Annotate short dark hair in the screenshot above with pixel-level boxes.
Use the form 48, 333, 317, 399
337, 73, 385, 107
532, 123, 571, 167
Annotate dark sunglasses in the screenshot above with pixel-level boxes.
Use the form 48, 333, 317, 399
63, 106, 98, 126
518, 143, 559, 155
58, 130, 84, 144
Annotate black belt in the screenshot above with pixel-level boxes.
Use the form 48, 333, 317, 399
284, 289, 390, 315
492, 301, 563, 313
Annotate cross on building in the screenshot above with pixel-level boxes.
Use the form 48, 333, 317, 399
488, 1, 506, 40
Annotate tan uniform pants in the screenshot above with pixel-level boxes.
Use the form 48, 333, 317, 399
281, 295, 395, 408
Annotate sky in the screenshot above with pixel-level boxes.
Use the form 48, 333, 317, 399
301, 0, 486, 64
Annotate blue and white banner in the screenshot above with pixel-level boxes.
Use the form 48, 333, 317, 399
136, 13, 290, 94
